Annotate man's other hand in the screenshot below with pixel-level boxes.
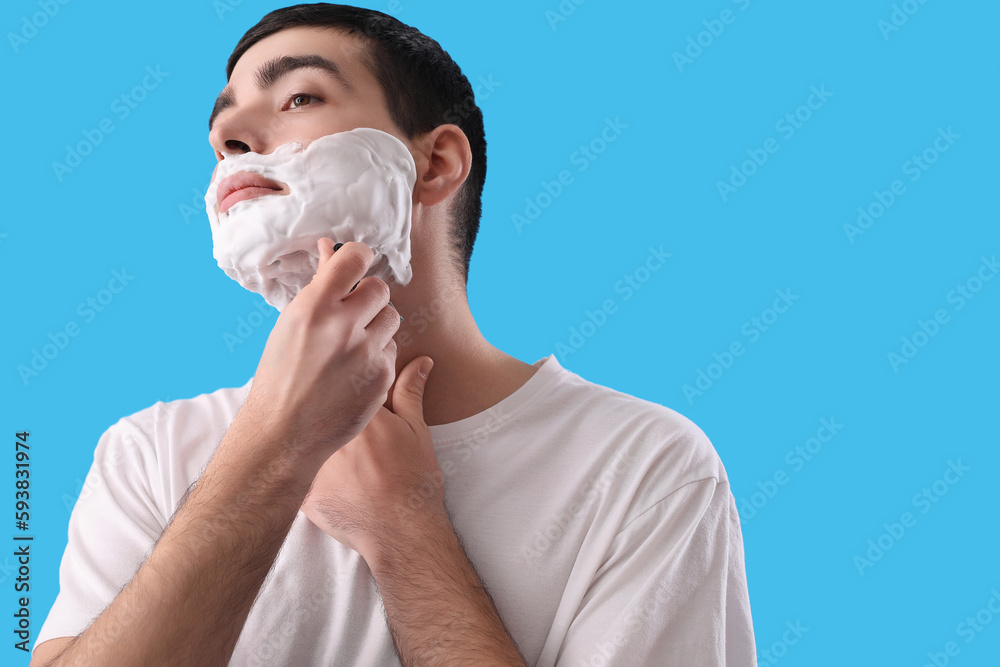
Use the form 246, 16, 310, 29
300, 354, 442, 558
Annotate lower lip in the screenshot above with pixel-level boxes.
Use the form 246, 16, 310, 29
220, 186, 282, 214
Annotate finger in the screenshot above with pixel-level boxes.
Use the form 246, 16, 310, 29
318, 237, 334, 265
365, 301, 403, 348
330, 241, 358, 293
387, 355, 433, 428
314, 241, 375, 301
344, 276, 394, 328
331, 240, 360, 293
304, 238, 336, 290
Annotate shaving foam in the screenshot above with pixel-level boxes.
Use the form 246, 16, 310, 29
205, 127, 417, 310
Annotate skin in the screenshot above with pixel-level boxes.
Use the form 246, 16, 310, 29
33, 25, 532, 667
208, 26, 538, 427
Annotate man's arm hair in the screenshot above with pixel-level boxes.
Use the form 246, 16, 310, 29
370, 510, 528, 666
44, 412, 321, 666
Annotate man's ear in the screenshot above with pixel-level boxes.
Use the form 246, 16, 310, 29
412, 124, 472, 208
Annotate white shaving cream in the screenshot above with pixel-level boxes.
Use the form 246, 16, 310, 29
205, 127, 417, 311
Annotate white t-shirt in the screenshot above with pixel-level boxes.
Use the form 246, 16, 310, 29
36, 354, 757, 665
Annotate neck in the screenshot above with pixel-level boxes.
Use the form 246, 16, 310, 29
384, 285, 538, 427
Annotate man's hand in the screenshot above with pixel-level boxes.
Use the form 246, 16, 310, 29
300, 353, 440, 556
299, 355, 527, 666
242, 238, 401, 467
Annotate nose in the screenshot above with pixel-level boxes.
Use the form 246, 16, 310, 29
223, 139, 251, 153
208, 103, 280, 159
209, 124, 258, 159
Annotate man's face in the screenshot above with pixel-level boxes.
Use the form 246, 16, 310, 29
207, 26, 403, 214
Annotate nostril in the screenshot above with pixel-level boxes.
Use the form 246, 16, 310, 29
225, 139, 251, 153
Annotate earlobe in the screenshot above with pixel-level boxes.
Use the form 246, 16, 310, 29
413, 124, 472, 208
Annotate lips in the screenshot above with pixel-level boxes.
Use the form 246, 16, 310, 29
217, 172, 285, 215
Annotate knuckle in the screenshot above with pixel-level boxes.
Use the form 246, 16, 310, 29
357, 241, 376, 264
379, 367, 395, 391
364, 332, 387, 358
344, 241, 375, 267
388, 308, 402, 331
374, 309, 397, 338
337, 248, 370, 279
365, 277, 391, 303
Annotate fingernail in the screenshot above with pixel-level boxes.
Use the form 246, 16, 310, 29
418, 358, 434, 378
333, 242, 344, 252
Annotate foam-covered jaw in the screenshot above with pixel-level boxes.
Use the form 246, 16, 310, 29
205, 127, 418, 311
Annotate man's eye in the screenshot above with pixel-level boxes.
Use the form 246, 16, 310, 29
289, 93, 318, 108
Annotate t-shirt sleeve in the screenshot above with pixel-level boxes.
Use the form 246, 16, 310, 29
33, 417, 167, 656
554, 478, 757, 666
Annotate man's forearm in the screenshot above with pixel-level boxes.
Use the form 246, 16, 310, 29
367, 513, 527, 666
48, 413, 318, 667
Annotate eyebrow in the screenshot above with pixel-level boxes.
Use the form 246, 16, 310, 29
208, 54, 353, 130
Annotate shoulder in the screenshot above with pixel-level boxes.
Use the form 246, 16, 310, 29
555, 365, 727, 484
112, 379, 252, 448
543, 363, 730, 526
94, 380, 253, 508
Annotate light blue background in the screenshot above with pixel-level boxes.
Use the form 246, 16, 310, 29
3, 0, 998, 664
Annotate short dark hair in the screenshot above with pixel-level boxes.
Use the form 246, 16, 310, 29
225, 3, 486, 286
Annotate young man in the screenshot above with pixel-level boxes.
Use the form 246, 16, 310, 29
33, 4, 756, 665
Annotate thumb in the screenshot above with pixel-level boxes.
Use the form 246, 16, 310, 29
390, 356, 434, 427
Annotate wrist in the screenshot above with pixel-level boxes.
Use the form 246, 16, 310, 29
238, 391, 359, 469
362, 506, 454, 575
219, 407, 325, 492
